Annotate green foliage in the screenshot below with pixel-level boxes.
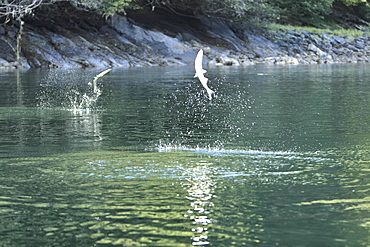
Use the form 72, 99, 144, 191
269, 0, 334, 25
268, 23, 366, 37
354, 3, 370, 20
61, 0, 370, 25
339, 0, 370, 21
98, 0, 136, 15
3, 0, 370, 27
70, 0, 135, 15
341, 0, 366, 6
198, 0, 279, 23
136, 0, 279, 23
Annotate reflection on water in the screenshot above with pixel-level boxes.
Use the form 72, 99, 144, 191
0, 107, 104, 157
183, 161, 214, 246
3, 144, 369, 246
1, 64, 370, 246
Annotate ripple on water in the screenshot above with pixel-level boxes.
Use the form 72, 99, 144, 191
0, 146, 343, 246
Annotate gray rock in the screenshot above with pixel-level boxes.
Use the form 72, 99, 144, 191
301, 30, 313, 37
332, 36, 346, 45
22, 32, 72, 68
354, 41, 365, 49
239, 59, 254, 66
288, 44, 305, 55
0, 26, 5, 35
0, 58, 11, 67
1, 5, 370, 69
332, 48, 344, 55
285, 57, 299, 65
216, 55, 240, 66
321, 43, 332, 52
245, 33, 283, 58
320, 33, 331, 41
109, 15, 195, 64
308, 43, 319, 53
347, 44, 361, 52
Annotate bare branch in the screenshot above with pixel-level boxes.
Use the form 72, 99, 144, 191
0, 0, 44, 21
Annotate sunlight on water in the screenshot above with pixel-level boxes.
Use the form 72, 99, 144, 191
158, 144, 299, 155
183, 161, 214, 246
0, 135, 367, 246
0, 145, 342, 246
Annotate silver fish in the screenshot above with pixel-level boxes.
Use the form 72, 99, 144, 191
194, 49, 214, 100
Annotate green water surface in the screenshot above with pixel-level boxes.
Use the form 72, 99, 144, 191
1, 64, 370, 246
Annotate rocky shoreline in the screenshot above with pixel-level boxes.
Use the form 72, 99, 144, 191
0, 4, 369, 69
254, 28, 370, 65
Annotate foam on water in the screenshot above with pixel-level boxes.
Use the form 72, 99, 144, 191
159, 143, 295, 155
156, 143, 331, 164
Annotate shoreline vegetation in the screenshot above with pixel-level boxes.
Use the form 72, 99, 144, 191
1, 0, 370, 69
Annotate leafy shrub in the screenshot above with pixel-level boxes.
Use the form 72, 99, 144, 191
135, 0, 279, 23
341, 0, 366, 6
340, 0, 370, 21
269, 0, 335, 25
200, 0, 279, 22
69, 0, 136, 15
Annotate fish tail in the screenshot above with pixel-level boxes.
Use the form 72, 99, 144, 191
206, 88, 214, 100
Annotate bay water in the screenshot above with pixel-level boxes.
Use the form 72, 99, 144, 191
0, 64, 370, 246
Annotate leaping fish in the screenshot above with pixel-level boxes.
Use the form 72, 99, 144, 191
194, 49, 214, 100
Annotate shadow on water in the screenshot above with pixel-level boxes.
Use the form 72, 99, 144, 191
1, 64, 370, 246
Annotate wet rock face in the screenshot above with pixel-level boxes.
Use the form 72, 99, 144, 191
0, 2, 369, 69
0, 4, 199, 69
264, 28, 370, 65
108, 15, 196, 66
